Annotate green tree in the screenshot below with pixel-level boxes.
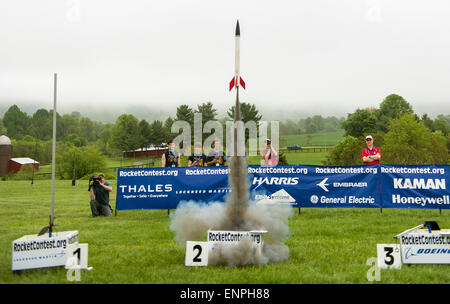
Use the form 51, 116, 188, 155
58, 113, 80, 141
420, 113, 434, 131
304, 117, 317, 134
176, 105, 195, 125
163, 117, 177, 144
111, 114, 140, 153
0, 117, 5, 135
382, 114, 447, 164
323, 136, 363, 165
97, 123, 117, 156
196, 102, 218, 123
150, 120, 167, 146
57, 144, 106, 180
429, 131, 448, 164
138, 119, 152, 149
66, 133, 87, 147
342, 109, 377, 138
31, 109, 52, 140
227, 102, 262, 124
3, 105, 32, 139
375, 94, 414, 133
79, 117, 97, 142
227, 102, 262, 150
433, 118, 449, 136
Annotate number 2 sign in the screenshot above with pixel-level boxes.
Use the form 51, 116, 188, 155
185, 241, 209, 266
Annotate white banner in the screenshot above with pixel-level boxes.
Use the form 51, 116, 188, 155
399, 230, 450, 264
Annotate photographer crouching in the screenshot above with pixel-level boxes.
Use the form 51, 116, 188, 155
89, 173, 113, 217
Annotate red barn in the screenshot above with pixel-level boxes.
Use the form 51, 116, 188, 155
8, 158, 40, 174
123, 146, 168, 158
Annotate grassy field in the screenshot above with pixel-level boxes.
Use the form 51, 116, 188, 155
1, 180, 449, 284
281, 130, 345, 147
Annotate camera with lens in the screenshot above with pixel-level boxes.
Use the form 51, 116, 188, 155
88, 175, 101, 191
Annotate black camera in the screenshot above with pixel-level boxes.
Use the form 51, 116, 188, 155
88, 175, 101, 191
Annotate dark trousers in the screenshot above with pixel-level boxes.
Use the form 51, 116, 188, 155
90, 200, 112, 217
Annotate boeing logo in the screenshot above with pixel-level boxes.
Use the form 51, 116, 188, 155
404, 247, 450, 259
252, 177, 299, 190
394, 178, 446, 190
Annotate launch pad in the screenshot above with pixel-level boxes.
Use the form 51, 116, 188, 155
185, 230, 268, 267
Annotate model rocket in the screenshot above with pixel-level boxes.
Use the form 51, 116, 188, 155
229, 20, 245, 92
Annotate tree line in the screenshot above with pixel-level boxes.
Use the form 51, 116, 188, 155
1, 93, 449, 179
325, 94, 450, 165
279, 115, 345, 135
0, 101, 265, 179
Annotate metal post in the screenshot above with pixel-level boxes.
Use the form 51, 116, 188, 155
50, 73, 57, 236
72, 150, 76, 186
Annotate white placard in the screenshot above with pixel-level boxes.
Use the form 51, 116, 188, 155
399, 230, 450, 264
65, 243, 90, 270
185, 241, 209, 267
12, 231, 78, 271
377, 244, 402, 269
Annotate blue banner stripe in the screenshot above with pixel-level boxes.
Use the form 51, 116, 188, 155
115, 165, 450, 211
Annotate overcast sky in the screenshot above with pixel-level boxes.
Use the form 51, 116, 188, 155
1, 0, 449, 120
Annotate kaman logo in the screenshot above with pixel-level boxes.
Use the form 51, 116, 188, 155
394, 178, 446, 190
252, 177, 299, 190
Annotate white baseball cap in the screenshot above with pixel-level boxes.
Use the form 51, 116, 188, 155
365, 135, 373, 140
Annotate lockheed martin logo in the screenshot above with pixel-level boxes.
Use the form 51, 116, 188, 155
317, 178, 329, 192
252, 177, 299, 190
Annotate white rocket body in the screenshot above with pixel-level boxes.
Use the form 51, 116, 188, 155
229, 20, 245, 91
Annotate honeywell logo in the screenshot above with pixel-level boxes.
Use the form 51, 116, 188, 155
252, 177, 299, 190
393, 178, 446, 190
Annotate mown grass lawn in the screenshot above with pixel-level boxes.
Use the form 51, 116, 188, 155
1, 180, 449, 284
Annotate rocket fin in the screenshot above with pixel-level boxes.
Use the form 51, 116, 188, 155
229, 77, 236, 91
239, 77, 245, 89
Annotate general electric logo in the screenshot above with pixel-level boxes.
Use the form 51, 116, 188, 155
310, 195, 319, 204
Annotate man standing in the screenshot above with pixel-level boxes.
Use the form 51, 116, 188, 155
362, 135, 381, 165
89, 173, 113, 217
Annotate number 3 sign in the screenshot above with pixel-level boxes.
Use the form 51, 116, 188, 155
185, 241, 209, 266
377, 244, 402, 269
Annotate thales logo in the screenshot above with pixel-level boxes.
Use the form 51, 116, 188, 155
393, 178, 446, 190
252, 177, 299, 190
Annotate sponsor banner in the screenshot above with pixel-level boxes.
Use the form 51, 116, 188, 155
116, 165, 450, 211
116, 167, 230, 210
12, 231, 79, 271
380, 165, 450, 209
116, 165, 382, 210
399, 231, 450, 264
285, 165, 380, 208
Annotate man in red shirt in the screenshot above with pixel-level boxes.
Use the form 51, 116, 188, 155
362, 135, 381, 165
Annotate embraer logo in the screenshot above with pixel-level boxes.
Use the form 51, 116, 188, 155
317, 178, 330, 192
394, 178, 446, 190
252, 177, 299, 190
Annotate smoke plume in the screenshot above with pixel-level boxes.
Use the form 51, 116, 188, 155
169, 156, 293, 266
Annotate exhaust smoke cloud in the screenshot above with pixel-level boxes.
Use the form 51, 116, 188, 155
169, 156, 293, 267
